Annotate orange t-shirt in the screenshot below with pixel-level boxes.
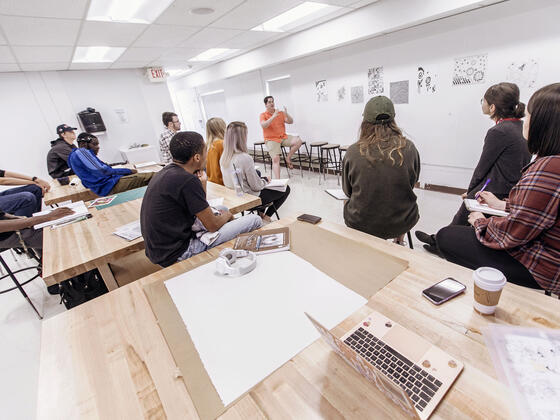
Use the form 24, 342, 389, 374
260, 110, 287, 143
206, 139, 224, 185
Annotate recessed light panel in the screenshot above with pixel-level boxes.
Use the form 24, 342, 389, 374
87, 0, 174, 24
73, 46, 126, 63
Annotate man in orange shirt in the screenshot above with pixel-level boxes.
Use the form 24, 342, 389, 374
259, 96, 303, 178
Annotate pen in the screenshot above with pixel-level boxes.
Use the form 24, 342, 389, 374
475, 178, 491, 199
51, 214, 92, 229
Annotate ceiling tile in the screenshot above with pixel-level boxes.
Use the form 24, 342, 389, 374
178, 27, 243, 49
220, 31, 282, 50
155, 0, 244, 27
110, 61, 151, 69
132, 24, 199, 48
314, 0, 377, 6
0, 31, 6, 44
0, 16, 80, 46
69, 62, 112, 70
0, 0, 88, 19
209, 0, 303, 30
158, 47, 204, 61
0, 45, 16, 62
116, 47, 163, 62
12, 46, 73, 63
78, 22, 148, 47
20, 62, 69, 71
0, 62, 19, 71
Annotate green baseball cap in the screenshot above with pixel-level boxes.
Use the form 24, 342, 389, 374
363, 95, 395, 124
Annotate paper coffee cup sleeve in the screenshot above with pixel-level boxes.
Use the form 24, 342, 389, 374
474, 284, 503, 306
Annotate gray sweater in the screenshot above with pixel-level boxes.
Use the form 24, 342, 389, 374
221, 153, 266, 196
342, 139, 420, 239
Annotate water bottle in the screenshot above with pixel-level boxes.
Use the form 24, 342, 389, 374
232, 167, 244, 197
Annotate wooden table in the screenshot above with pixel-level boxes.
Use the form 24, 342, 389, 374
41, 182, 261, 290
37, 218, 560, 419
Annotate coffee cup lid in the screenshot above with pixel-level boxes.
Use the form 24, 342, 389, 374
474, 267, 506, 284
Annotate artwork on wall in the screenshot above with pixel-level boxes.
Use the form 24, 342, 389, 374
368, 66, 384, 95
506, 59, 539, 89
315, 80, 328, 102
389, 81, 409, 104
417, 66, 438, 94
351, 86, 364, 103
337, 86, 346, 101
452, 54, 488, 86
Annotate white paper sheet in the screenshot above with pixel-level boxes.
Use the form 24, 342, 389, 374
325, 189, 349, 200
464, 199, 509, 217
165, 251, 367, 406
208, 197, 224, 208
113, 220, 142, 241
264, 178, 289, 192
33, 201, 90, 229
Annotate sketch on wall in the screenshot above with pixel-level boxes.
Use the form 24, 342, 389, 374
390, 81, 409, 104
417, 66, 438, 94
351, 86, 364, 103
368, 67, 384, 95
452, 54, 488, 86
315, 80, 328, 102
337, 86, 346, 101
506, 59, 539, 89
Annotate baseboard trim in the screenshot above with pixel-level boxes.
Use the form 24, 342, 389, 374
423, 184, 466, 195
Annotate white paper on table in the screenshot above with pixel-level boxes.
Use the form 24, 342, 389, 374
165, 251, 367, 406
33, 201, 90, 229
113, 220, 142, 241
134, 161, 157, 168
208, 197, 224, 208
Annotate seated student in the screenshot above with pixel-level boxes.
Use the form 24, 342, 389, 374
140, 131, 262, 267
416, 82, 531, 253
47, 124, 77, 178
206, 117, 226, 185
68, 133, 153, 196
0, 170, 51, 216
220, 121, 291, 222
436, 83, 560, 294
342, 96, 420, 244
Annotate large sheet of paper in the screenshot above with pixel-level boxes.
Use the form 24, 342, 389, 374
165, 251, 367, 406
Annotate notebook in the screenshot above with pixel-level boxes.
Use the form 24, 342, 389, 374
307, 310, 463, 419
233, 227, 290, 254
464, 199, 508, 217
325, 189, 349, 200
264, 178, 289, 192
33, 201, 90, 229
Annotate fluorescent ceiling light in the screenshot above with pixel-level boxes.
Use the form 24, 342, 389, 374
73, 46, 126, 63
87, 0, 174, 24
189, 48, 238, 62
251, 2, 339, 32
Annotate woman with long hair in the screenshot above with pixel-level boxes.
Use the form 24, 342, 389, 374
220, 121, 290, 222
417, 82, 531, 252
435, 83, 560, 293
205, 117, 226, 185
342, 96, 420, 243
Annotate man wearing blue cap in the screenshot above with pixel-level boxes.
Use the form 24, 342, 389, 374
47, 124, 77, 178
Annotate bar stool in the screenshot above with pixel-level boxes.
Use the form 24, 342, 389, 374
281, 141, 308, 178
253, 141, 270, 173
308, 141, 328, 176
320, 143, 341, 184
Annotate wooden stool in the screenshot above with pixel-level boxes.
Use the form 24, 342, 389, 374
338, 145, 350, 175
308, 141, 328, 176
320, 143, 341, 184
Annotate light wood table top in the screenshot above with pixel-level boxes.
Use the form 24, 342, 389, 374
41, 182, 261, 289
37, 217, 560, 419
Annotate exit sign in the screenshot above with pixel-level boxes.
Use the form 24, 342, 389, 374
146, 67, 167, 83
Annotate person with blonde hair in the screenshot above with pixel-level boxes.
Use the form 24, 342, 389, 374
221, 121, 290, 222
206, 117, 226, 185
342, 96, 420, 243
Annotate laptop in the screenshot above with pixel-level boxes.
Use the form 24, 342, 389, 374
306, 311, 463, 419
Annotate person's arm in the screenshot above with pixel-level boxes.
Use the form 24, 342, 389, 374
260, 110, 279, 129
0, 170, 51, 192
467, 130, 507, 192
0, 207, 74, 233
283, 108, 293, 124
241, 155, 266, 192
341, 153, 352, 198
196, 206, 233, 233
195, 170, 208, 194
72, 149, 132, 177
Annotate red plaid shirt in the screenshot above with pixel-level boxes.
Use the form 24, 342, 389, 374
474, 155, 560, 293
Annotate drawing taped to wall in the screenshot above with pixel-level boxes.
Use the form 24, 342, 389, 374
452, 54, 488, 86
316, 80, 328, 102
506, 59, 539, 89
368, 67, 384, 95
389, 81, 409, 104
351, 86, 364, 103
337, 86, 346, 101
417, 66, 438, 94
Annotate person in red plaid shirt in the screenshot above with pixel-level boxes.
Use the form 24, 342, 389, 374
436, 83, 560, 294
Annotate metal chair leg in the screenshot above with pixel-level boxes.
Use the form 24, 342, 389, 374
0, 254, 42, 319
407, 231, 414, 250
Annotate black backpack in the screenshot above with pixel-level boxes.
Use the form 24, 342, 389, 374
49, 269, 108, 309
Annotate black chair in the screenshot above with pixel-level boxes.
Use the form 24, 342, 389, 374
281, 141, 308, 178
319, 143, 341, 184
246, 202, 280, 221
253, 141, 271, 173
308, 141, 328, 176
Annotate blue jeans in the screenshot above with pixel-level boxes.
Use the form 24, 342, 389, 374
0, 184, 42, 216
178, 207, 262, 262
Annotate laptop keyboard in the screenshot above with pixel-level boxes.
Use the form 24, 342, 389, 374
344, 327, 442, 412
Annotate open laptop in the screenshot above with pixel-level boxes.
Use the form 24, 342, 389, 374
306, 311, 463, 419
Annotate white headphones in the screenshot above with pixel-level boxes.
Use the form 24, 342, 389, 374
215, 248, 257, 276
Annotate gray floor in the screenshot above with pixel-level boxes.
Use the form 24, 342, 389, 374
0, 168, 461, 420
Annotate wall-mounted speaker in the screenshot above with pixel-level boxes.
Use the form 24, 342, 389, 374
77, 108, 106, 133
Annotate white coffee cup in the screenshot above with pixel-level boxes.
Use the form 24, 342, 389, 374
472, 267, 507, 315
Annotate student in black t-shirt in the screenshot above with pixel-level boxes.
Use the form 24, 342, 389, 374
140, 131, 262, 267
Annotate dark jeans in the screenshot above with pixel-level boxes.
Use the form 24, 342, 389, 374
450, 191, 509, 226
436, 225, 541, 290
0, 228, 43, 250
0, 184, 43, 216
257, 186, 291, 217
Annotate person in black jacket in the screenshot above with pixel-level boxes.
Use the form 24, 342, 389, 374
416, 82, 531, 253
47, 124, 77, 178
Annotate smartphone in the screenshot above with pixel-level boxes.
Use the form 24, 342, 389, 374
297, 214, 322, 224
422, 278, 466, 305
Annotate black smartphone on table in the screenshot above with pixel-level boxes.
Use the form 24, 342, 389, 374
422, 277, 466, 305
297, 214, 322, 224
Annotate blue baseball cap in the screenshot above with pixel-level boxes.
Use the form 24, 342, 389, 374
56, 124, 77, 135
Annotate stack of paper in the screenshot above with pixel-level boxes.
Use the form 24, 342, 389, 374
464, 199, 509, 217
113, 220, 142, 241
265, 178, 289, 192
33, 201, 90, 229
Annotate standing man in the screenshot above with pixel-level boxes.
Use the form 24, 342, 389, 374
47, 124, 78, 178
159, 112, 181, 164
259, 96, 302, 179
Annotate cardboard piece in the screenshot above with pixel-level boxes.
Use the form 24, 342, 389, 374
143, 221, 408, 420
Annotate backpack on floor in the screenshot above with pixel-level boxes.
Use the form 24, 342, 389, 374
54, 268, 109, 309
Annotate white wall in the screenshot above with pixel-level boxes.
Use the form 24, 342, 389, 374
168, 0, 560, 189
0, 68, 174, 179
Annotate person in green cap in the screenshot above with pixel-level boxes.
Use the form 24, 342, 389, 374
341, 95, 420, 244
